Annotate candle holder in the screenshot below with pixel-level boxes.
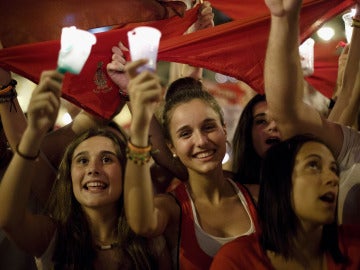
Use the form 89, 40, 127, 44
57, 26, 97, 74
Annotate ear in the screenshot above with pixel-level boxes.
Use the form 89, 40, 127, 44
167, 142, 176, 157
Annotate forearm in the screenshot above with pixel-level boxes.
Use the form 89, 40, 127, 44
328, 13, 360, 125
265, 13, 303, 121
124, 147, 160, 235
169, 62, 203, 83
0, 96, 27, 150
149, 116, 188, 181
0, 128, 41, 230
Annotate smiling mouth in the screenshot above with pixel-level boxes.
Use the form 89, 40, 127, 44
193, 150, 215, 159
83, 181, 108, 190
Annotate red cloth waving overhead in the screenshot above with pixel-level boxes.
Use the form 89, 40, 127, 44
0, 0, 187, 48
0, 0, 356, 118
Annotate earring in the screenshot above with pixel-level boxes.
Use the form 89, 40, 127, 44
172, 153, 177, 158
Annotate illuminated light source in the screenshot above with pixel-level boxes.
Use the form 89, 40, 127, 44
317, 27, 335, 41
61, 112, 73, 125
299, 38, 315, 76
215, 73, 238, 84
222, 152, 230, 164
215, 73, 228, 83
342, 9, 356, 43
57, 26, 97, 74
222, 143, 232, 165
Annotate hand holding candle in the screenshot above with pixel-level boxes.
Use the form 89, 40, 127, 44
127, 26, 161, 73
57, 26, 96, 74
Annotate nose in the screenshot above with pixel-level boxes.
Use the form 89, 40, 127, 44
87, 159, 100, 175
324, 169, 340, 187
193, 130, 208, 147
267, 120, 278, 132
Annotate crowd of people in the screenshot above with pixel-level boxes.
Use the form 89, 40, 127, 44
0, 0, 359, 269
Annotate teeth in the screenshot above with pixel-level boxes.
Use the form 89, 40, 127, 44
86, 181, 107, 188
195, 150, 214, 159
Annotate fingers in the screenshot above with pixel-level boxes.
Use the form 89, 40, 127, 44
28, 90, 60, 117
127, 68, 162, 105
118, 41, 129, 52
36, 70, 63, 98
193, 1, 214, 31
125, 59, 149, 79
108, 42, 128, 72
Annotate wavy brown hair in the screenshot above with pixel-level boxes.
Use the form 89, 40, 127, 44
45, 127, 157, 269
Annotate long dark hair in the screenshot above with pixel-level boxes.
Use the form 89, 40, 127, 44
232, 94, 266, 184
45, 127, 157, 269
258, 134, 347, 263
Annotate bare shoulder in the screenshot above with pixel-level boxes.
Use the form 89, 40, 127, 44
318, 119, 344, 158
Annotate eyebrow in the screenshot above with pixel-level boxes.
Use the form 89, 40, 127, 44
175, 118, 217, 135
72, 150, 118, 160
304, 153, 337, 166
253, 112, 266, 119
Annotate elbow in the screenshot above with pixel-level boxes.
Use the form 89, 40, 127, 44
128, 220, 157, 237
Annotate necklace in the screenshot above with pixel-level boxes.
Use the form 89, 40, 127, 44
95, 242, 119, 251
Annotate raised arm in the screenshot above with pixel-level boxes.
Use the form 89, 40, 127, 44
328, 4, 360, 126
124, 60, 177, 236
169, 0, 214, 82
0, 70, 61, 256
264, 0, 343, 156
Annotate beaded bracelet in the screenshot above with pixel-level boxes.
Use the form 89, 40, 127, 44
0, 79, 17, 95
0, 79, 17, 91
126, 140, 152, 165
0, 88, 18, 112
15, 143, 40, 160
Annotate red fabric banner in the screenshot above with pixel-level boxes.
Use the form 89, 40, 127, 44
0, 0, 356, 118
0, 0, 187, 47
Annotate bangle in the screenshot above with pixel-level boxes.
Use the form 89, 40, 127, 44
126, 140, 151, 165
119, 89, 129, 102
15, 143, 40, 160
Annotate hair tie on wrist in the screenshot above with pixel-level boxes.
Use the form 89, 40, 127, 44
15, 143, 40, 160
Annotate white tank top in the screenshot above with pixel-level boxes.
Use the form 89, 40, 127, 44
186, 178, 255, 257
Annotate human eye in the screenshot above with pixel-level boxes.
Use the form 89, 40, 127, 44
330, 163, 340, 176
203, 123, 217, 132
254, 117, 268, 126
307, 159, 321, 171
178, 129, 191, 139
75, 156, 89, 165
102, 155, 114, 164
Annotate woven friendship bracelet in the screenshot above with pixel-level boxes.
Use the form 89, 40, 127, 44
126, 140, 152, 165
127, 140, 152, 153
0, 79, 17, 91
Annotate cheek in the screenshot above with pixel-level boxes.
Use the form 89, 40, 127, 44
252, 129, 264, 155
